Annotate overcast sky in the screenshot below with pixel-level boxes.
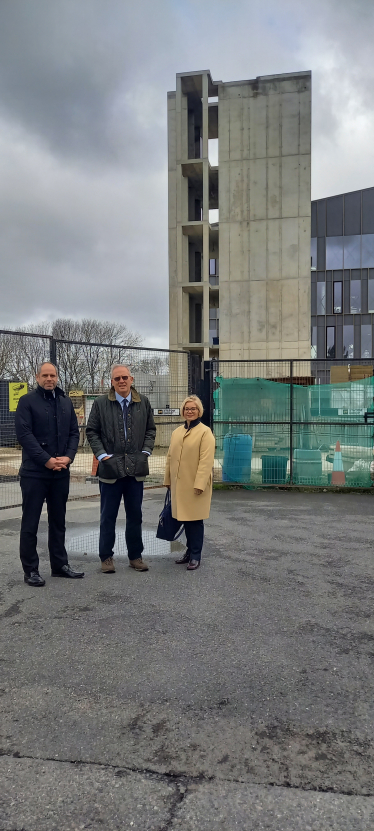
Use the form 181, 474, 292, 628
0, 0, 373, 346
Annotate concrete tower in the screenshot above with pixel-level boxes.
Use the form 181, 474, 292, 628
167, 69, 311, 362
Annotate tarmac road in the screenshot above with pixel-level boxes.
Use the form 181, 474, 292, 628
1, 488, 374, 830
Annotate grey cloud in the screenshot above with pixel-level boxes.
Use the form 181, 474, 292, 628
1, 0, 374, 341
0, 0, 182, 168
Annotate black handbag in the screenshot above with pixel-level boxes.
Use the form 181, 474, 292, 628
156, 490, 184, 541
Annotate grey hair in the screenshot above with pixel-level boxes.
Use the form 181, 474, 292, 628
110, 363, 133, 379
36, 361, 58, 375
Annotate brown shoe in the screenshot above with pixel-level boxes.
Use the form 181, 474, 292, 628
186, 560, 200, 570
129, 558, 149, 571
175, 552, 190, 564
101, 557, 116, 573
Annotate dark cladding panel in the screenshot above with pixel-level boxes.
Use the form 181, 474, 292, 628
326, 196, 343, 237
311, 202, 317, 237
344, 191, 361, 236
336, 323, 343, 359
317, 200, 326, 237
354, 319, 361, 358
317, 321, 325, 359
317, 237, 325, 270
311, 282, 317, 315
362, 188, 374, 235
326, 280, 332, 314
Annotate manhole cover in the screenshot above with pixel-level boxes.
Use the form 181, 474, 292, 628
66, 528, 185, 558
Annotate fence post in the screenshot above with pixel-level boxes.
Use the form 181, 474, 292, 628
202, 360, 213, 429
49, 337, 57, 366
289, 359, 293, 484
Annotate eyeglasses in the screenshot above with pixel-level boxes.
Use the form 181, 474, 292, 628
184, 407, 198, 412
113, 375, 130, 382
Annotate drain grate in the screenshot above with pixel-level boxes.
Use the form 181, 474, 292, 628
66, 528, 185, 558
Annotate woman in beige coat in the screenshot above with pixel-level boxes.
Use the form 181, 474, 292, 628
163, 395, 215, 570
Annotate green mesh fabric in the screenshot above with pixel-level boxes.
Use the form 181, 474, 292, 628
213, 376, 374, 487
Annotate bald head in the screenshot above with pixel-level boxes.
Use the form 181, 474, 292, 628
36, 362, 58, 390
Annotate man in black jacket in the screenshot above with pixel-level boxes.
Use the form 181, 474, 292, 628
15, 362, 84, 586
86, 364, 156, 573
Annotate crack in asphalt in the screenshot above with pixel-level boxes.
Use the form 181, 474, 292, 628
1, 749, 374, 799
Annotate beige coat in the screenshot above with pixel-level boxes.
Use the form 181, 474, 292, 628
164, 421, 215, 521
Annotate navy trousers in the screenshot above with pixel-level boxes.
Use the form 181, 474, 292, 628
20, 475, 70, 575
99, 477, 144, 562
184, 519, 204, 563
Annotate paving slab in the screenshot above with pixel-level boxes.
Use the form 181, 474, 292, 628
1, 488, 374, 828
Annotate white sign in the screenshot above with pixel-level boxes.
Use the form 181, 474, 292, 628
153, 408, 180, 416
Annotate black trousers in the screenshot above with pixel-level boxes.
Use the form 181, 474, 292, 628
184, 519, 204, 562
20, 475, 70, 575
99, 477, 144, 561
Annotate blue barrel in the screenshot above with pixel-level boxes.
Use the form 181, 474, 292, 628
222, 433, 252, 483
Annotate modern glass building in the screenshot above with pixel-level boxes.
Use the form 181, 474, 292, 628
311, 186, 374, 359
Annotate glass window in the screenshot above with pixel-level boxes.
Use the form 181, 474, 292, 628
361, 324, 372, 359
326, 236, 343, 269
317, 282, 326, 315
350, 280, 361, 312
343, 235, 361, 269
209, 258, 216, 275
343, 325, 354, 359
333, 282, 342, 313
326, 326, 335, 359
311, 238, 317, 269
311, 326, 317, 359
368, 279, 374, 313
361, 234, 374, 268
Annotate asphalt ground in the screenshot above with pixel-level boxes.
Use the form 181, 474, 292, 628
1, 488, 374, 830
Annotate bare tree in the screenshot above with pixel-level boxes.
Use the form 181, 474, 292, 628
51, 318, 143, 392
2, 323, 51, 387
0, 333, 14, 378
0, 318, 143, 392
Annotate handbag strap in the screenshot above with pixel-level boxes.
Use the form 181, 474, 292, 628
174, 524, 185, 541
162, 489, 184, 541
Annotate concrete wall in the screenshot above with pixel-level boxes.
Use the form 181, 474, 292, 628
218, 72, 311, 360
167, 91, 179, 352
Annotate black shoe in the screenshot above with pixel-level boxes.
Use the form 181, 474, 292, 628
24, 570, 45, 587
175, 552, 190, 564
51, 564, 85, 578
186, 560, 200, 570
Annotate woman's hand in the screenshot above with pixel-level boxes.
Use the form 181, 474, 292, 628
194, 488, 203, 495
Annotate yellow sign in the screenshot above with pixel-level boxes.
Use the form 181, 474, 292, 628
69, 390, 85, 425
9, 382, 28, 411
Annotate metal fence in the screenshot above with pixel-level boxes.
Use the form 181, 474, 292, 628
0, 330, 191, 508
3, 331, 373, 506
208, 358, 374, 488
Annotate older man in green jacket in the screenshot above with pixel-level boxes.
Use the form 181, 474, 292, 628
86, 364, 156, 573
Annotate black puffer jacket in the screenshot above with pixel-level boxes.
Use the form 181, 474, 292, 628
86, 387, 156, 481
15, 385, 79, 479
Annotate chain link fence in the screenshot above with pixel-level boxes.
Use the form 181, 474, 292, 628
210, 358, 374, 488
0, 330, 191, 508
4, 332, 372, 504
